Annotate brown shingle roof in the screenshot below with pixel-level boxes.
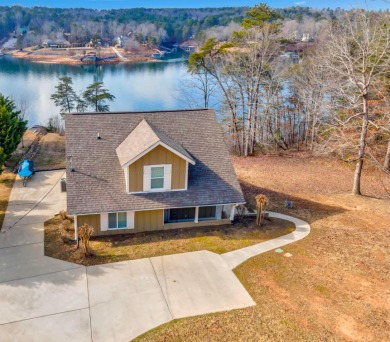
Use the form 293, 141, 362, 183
116, 119, 195, 167
65, 109, 245, 215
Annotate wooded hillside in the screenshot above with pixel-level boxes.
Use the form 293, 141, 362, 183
0, 5, 347, 46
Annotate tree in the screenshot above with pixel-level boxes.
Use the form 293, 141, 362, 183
189, 4, 282, 156
0, 94, 28, 171
76, 93, 88, 113
0, 147, 6, 172
320, 10, 390, 195
242, 3, 281, 30
83, 82, 115, 112
50, 76, 78, 115
178, 69, 218, 109
46, 114, 63, 134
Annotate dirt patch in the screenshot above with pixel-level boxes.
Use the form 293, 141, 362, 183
135, 154, 390, 342
44, 214, 294, 266
33, 133, 65, 170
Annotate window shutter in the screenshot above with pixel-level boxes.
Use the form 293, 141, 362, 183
164, 164, 172, 190
143, 165, 151, 191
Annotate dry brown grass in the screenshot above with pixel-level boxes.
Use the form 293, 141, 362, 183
135, 154, 390, 342
33, 133, 65, 170
44, 215, 294, 267
0, 170, 16, 230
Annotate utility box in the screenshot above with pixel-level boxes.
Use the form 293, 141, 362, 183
60, 178, 66, 192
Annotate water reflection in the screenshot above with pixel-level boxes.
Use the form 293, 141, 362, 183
0, 56, 191, 126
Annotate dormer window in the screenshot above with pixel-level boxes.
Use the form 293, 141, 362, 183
116, 119, 195, 194
151, 166, 164, 189
143, 164, 172, 192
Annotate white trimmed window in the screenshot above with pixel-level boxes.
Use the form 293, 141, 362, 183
143, 164, 172, 192
151, 166, 164, 190
108, 212, 127, 229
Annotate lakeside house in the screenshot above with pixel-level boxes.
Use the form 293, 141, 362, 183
64, 109, 245, 238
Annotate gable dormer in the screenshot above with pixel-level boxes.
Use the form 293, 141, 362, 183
116, 119, 195, 194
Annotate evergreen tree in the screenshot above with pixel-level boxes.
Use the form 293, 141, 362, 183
0, 146, 6, 172
50, 76, 78, 115
0, 94, 28, 172
76, 94, 88, 113
83, 82, 115, 112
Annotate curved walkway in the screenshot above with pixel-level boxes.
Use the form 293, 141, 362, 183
0, 171, 310, 342
222, 212, 311, 269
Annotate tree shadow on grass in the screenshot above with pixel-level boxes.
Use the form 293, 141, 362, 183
239, 180, 346, 225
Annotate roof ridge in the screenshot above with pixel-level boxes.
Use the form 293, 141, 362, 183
68, 108, 210, 115
140, 118, 159, 140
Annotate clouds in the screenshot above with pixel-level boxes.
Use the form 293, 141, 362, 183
294, 1, 307, 5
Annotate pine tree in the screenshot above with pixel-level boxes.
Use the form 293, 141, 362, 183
83, 82, 115, 112
50, 76, 78, 115
0, 94, 28, 172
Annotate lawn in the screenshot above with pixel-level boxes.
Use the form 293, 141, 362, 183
135, 153, 390, 342
44, 215, 295, 266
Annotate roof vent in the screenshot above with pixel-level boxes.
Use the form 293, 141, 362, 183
97, 133, 101, 140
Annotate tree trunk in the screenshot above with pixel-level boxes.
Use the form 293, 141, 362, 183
384, 138, 390, 171
352, 94, 369, 195
296, 108, 300, 151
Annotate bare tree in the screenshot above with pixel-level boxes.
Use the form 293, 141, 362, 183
320, 10, 390, 195
190, 21, 281, 156
177, 69, 218, 109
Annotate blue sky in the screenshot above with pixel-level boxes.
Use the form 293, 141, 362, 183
3, 0, 389, 10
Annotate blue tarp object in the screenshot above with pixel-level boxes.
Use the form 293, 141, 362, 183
18, 160, 34, 178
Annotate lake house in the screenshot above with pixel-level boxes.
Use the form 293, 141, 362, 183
65, 109, 245, 238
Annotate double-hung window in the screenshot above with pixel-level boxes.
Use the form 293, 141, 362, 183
108, 212, 127, 229
143, 164, 172, 192
151, 166, 165, 190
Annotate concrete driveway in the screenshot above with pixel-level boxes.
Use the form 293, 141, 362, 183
0, 171, 260, 342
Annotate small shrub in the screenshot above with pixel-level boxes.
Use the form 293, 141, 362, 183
59, 210, 68, 221
62, 219, 73, 232
78, 223, 94, 256
60, 230, 72, 243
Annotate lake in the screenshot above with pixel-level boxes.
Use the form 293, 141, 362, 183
0, 56, 200, 126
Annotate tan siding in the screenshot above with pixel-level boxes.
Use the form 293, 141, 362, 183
96, 228, 135, 237
77, 213, 230, 236
128, 145, 186, 192
163, 219, 231, 230
135, 210, 164, 232
77, 214, 101, 234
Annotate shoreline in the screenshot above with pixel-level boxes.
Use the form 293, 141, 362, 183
4, 49, 160, 66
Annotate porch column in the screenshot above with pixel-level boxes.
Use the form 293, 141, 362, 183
194, 206, 199, 223
229, 205, 236, 221
74, 215, 78, 241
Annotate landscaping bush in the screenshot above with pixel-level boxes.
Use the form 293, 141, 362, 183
59, 210, 68, 221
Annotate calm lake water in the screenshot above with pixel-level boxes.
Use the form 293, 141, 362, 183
0, 56, 196, 126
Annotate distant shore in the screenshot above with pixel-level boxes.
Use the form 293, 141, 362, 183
4, 47, 158, 65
